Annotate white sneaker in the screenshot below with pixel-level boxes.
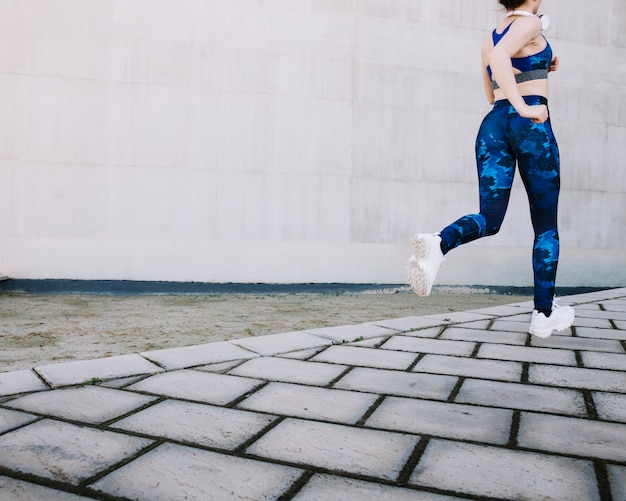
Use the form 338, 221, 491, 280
407, 233, 444, 297
529, 302, 575, 338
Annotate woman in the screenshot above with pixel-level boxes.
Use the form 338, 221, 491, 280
407, 0, 575, 338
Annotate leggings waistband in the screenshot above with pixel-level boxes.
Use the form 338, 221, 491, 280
493, 95, 548, 109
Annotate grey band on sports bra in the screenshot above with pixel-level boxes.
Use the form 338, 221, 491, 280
491, 69, 549, 90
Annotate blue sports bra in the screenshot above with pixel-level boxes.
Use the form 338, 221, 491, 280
488, 22, 552, 90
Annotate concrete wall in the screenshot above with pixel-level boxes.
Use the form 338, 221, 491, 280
1, 0, 624, 286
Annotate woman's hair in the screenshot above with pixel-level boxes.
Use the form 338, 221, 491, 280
498, 0, 526, 9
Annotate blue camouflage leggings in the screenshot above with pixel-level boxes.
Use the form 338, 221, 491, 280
439, 96, 560, 313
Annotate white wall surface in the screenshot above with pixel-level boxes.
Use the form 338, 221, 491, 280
0, 0, 624, 286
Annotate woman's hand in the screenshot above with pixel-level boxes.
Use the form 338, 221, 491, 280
520, 104, 549, 124
549, 56, 559, 72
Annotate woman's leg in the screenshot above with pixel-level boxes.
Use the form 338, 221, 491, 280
508, 111, 561, 314
439, 106, 515, 255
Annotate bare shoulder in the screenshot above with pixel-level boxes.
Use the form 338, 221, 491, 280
506, 16, 543, 38
495, 17, 542, 54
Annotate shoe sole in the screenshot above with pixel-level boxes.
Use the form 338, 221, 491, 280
529, 309, 575, 338
410, 234, 429, 260
407, 235, 430, 297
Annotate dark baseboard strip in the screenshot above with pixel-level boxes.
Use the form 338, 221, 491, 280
0, 278, 610, 296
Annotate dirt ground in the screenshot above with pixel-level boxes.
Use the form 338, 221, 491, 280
0, 289, 531, 373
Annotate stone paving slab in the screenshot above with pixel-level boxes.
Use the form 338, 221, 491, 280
141, 340, 259, 371
126, 369, 264, 405
577, 309, 626, 321
489, 318, 535, 333
440, 326, 527, 345
478, 343, 578, 365
442, 319, 492, 330
574, 302, 603, 311
310, 344, 417, 369
413, 354, 523, 382
194, 360, 245, 373
496, 313, 532, 323
246, 418, 419, 481
581, 351, 626, 370
0, 419, 153, 484
0, 369, 49, 397
531, 335, 625, 352
347, 335, 387, 347
3, 386, 156, 424
382, 336, 476, 357
230, 331, 332, 356
0, 288, 624, 500
423, 311, 495, 323
0, 476, 94, 500
35, 354, 164, 388
464, 304, 532, 316
573, 317, 615, 329
409, 439, 600, 500
609, 465, 626, 501
562, 290, 625, 302
593, 391, 626, 422
518, 412, 626, 462
0, 407, 37, 434
333, 366, 457, 400
366, 396, 512, 445
388, 326, 443, 338
237, 382, 378, 424
529, 364, 626, 392
292, 474, 465, 500
615, 320, 626, 330
91, 442, 303, 501
575, 325, 626, 340
99, 374, 148, 388
302, 323, 399, 342
602, 299, 626, 311
276, 347, 325, 360
455, 379, 587, 416
111, 399, 277, 450
370, 316, 445, 332
227, 356, 347, 386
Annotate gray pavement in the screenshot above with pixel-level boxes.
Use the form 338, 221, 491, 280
0, 288, 625, 500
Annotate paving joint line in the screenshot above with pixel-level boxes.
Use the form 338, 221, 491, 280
100, 395, 166, 427
514, 365, 531, 383
396, 436, 429, 485
446, 376, 465, 403
233, 415, 287, 455
79, 439, 164, 491
407, 352, 426, 371
276, 470, 315, 501
582, 388, 599, 420
592, 460, 614, 501
324, 365, 353, 388
225, 379, 271, 408
355, 394, 386, 427
507, 410, 522, 448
